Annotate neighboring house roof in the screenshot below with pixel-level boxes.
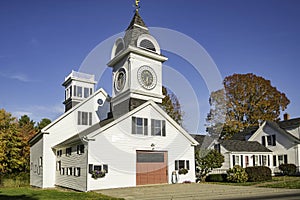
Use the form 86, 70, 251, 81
278, 117, 300, 130
264, 121, 300, 143
230, 126, 258, 141
191, 134, 215, 150
220, 140, 272, 152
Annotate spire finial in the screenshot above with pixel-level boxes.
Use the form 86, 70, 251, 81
135, 0, 140, 11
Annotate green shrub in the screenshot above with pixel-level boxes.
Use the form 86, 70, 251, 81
227, 165, 248, 183
245, 166, 272, 182
279, 164, 296, 176
205, 174, 227, 182
0, 172, 29, 187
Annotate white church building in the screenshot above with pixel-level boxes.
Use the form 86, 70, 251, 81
29, 9, 198, 191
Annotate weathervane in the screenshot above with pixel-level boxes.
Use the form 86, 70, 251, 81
135, 0, 140, 11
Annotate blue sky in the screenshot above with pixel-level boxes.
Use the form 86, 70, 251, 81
0, 0, 299, 133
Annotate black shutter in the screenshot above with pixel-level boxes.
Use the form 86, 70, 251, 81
151, 119, 155, 136
88, 164, 93, 174
268, 155, 270, 166
240, 155, 243, 168
253, 155, 256, 166
103, 164, 108, 173
284, 155, 288, 164
232, 155, 236, 166
144, 118, 148, 135
132, 117, 136, 134
273, 155, 277, 166
262, 136, 266, 146
175, 160, 179, 170
272, 135, 276, 146
186, 160, 190, 170
162, 120, 166, 136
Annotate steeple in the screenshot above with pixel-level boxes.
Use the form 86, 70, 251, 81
124, 10, 149, 48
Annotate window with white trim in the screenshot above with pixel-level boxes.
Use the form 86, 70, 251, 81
66, 147, 72, 156
74, 167, 81, 177
132, 117, 148, 135
175, 160, 190, 170
78, 111, 92, 125
151, 119, 166, 136
67, 167, 72, 176
77, 144, 84, 154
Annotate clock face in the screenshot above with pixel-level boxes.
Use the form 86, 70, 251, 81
137, 66, 157, 90
114, 68, 126, 91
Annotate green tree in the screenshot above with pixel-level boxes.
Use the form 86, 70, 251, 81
36, 118, 51, 132
162, 86, 183, 125
0, 109, 26, 174
195, 149, 224, 182
207, 73, 290, 139
18, 115, 36, 172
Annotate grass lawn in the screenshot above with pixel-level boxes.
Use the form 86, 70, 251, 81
206, 176, 300, 189
0, 187, 124, 200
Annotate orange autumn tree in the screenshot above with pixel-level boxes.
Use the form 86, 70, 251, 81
207, 73, 290, 139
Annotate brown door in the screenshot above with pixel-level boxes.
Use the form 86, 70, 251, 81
136, 151, 168, 185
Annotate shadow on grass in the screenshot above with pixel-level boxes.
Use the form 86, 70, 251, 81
0, 194, 38, 200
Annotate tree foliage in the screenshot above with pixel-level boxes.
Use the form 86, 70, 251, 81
207, 73, 290, 139
227, 165, 248, 183
0, 109, 28, 174
195, 149, 224, 182
36, 118, 51, 132
162, 86, 183, 125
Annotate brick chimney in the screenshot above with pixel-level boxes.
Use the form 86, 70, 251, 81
283, 113, 290, 121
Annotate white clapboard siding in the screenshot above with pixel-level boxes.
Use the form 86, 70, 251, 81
30, 137, 43, 187
55, 143, 87, 191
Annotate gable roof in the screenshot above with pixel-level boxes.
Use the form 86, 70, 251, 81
29, 88, 109, 146
220, 140, 272, 152
278, 118, 300, 130
57, 100, 199, 147
230, 126, 258, 141
191, 134, 215, 150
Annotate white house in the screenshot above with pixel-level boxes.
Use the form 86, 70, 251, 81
193, 114, 300, 174
29, 9, 198, 191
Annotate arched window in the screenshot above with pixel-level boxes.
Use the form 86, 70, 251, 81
140, 39, 156, 52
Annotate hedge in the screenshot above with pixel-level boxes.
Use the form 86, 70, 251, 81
279, 164, 297, 176
245, 166, 272, 182
205, 174, 227, 182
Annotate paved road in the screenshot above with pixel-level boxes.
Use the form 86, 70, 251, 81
97, 183, 300, 200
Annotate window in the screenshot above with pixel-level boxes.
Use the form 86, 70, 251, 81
56, 161, 61, 171
262, 155, 267, 166
77, 86, 82, 97
78, 111, 92, 125
132, 117, 148, 135
151, 119, 166, 136
61, 168, 65, 175
94, 165, 102, 171
140, 39, 156, 52
278, 154, 288, 165
66, 147, 72, 156
57, 150, 62, 157
103, 164, 108, 173
175, 160, 190, 170
214, 144, 220, 153
253, 155, 259, 166
232, 155, 240, 166
74, 167, 81, 177
266, 135, 276, 146
137, 152, 164, 163
67, 167, 72, 175
84, 88, 90, 98
39, 157, 43, 167
77, 144, 84, 154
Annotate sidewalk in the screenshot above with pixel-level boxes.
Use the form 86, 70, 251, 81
96, 183, 300, 200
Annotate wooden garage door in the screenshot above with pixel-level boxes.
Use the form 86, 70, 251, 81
136, 151, 168, 185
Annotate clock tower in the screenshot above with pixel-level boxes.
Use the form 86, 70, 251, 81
107, 9, 167, 118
